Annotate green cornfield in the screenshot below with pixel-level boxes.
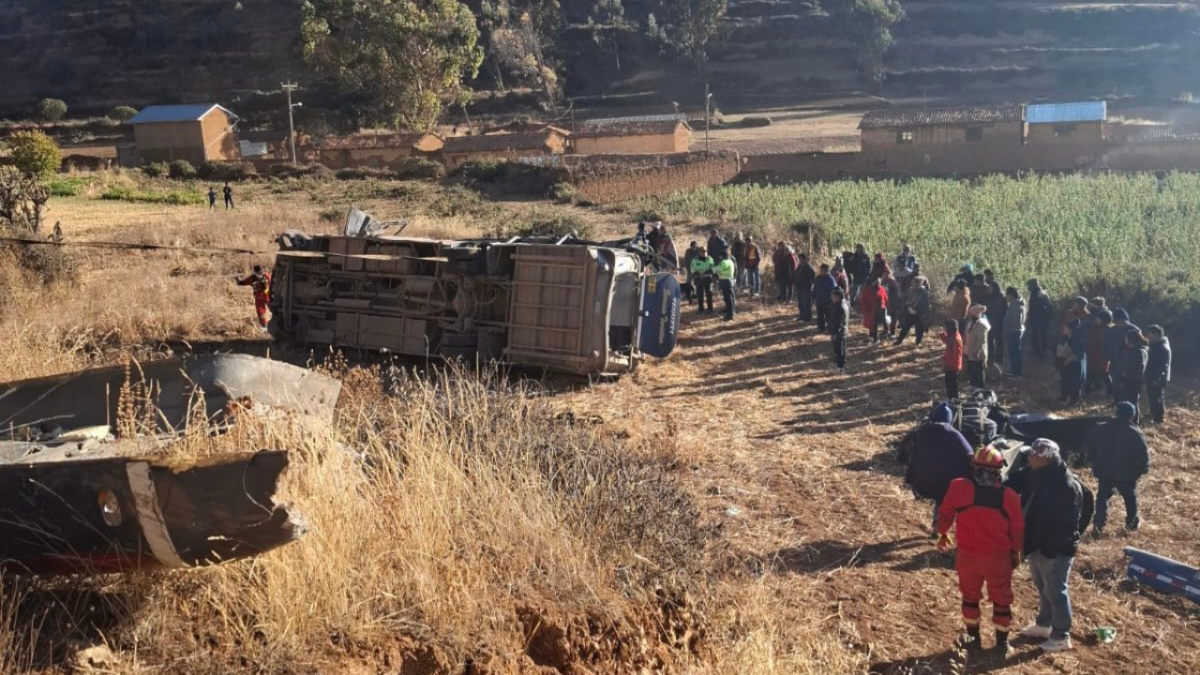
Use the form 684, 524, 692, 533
641, 172, 1200, 302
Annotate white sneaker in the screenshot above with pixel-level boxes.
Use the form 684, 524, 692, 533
1038, 635, 1072, 652
1019, 623, 1052, 640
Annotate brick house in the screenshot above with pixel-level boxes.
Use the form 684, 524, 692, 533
129, 104, 240, 165
858, 105, 1026, 174
438, 129, 568, 169
571, 117, 691, 154
314, 133, 444, 169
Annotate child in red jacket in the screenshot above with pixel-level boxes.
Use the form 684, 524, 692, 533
940, 320, 964, 400
938, 445, 1025, 654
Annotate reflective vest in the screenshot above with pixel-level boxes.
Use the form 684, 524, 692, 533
714, 258, 735, 281
691, 257, 714, 275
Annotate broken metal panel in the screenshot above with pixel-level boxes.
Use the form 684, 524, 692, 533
0, 450, 297, 575
0, 355, 341, 440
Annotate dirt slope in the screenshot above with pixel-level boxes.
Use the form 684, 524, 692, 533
560, 299, 1200, 675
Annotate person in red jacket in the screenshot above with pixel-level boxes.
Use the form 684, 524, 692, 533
940, 320, 964, 400
236, 265, 272, 329
938, 445, 1026, 655
859, 278, 888, 345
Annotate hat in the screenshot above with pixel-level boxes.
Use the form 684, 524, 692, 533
1097, 309, 1113, 323
1029, 438, 1061, 459
930, 402, 953, 425
1115, 401, 1137, 422
962, 263, 974, 273
1073, 296, 1089, 307
968, 304, 987, 318
1113, 308, 1129, 321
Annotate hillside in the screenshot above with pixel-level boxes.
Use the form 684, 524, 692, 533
3, 0, 1199, 120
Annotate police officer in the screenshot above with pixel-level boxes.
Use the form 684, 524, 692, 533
714, 254, 737, 321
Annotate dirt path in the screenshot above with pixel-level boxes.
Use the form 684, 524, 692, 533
561, 298, 1200, 675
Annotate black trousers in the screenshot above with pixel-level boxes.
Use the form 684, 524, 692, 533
1117, 383, 1142, 424
967, 360, 985, 389
1028, 319, 1049, 357
797, 287, 813, 320
719, 279, 736, 319
896, 313, 926, 344
833, 332, 846, 368
988, 330, 1004, 366
1148, 382, 1166, 423
696, 280, 713, 312
816, 302, 830, 332
945, 370, 959, 400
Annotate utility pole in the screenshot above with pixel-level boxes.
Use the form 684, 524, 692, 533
282, 82, 301, 165
705, 84, 712, 152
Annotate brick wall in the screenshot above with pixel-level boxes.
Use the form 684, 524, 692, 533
564, 152, 740, 203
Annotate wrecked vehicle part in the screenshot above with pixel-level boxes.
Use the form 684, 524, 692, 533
0, 354, 341, 440
0, 450, 297, 575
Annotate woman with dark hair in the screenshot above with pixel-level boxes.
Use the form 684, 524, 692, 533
859, 278, 889, 345
1116, 329, 1149, 424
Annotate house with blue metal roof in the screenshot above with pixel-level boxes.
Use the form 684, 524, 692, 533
129, 104, 240, 165
1025, 102, 1106, 147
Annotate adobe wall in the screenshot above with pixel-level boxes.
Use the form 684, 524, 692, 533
565, 152, 740, 203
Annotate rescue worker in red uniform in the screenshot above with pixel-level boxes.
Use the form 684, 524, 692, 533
937, 445, 1025, 654
236, 265, 272, 329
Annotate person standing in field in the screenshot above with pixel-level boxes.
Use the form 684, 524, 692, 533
940, 320, 964, 400
1085, 310, 1113, 396
1145, 325, 1172, 425
859, 278, 888, 345
869, 252, 891, 283
795, 253, 816, 321
773, 242, 795, 303
1003, 288, 1025, 379
1055, 320, 1086, 405
937, 445, 1025, 655
681, 241, 702, 305
707, 229, 729, 263
744, 235, 762, 297
894, 244, 917, 279
1026, 279, 1053, 358
1005, 439, 1088, 654
849, 244, 871, 305
906, 402, 973, 538
236, 265, 272, 330
882, 269, 902, 338
207, 186, 218, 210
894, 275, 930, 346
1061, 297, 1089, 333
731, 232, 747, 291
690, 248, 715, 315
964, 305, 990, 389
1116, 328, 1149, 424
814, 263, 836, 332
949, 280, 972, 331
829, 288, 849, 370
223, 182, 235, 209
1106, 309, 1139, 401
983, 270, 1006, 371
947, 264, 977, 292
714, 254, 737, 321
831, 257, 849, 295
1087, 402, 1149, 537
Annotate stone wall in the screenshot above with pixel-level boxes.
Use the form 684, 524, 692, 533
561, 152, 741, 203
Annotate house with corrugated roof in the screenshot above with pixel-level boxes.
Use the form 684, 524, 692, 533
128, 104, 240, 165
1025, 102, 1106, 145
438, 129, 568, 169
572, 116, 691, 154
314, 132, 444, 169
857, 105, 1026, 174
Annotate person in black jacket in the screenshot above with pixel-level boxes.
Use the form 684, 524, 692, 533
1116, 328, 1149, 424
1087, 401, 1149, 535
905, 402, 973, 536
983, 270, 1006, 370
1145, 325, 1172, 425
1025, 279, 1054, 358
706, 229, 729, 263
829, 288, 849, 370
794, 253, 816, 321
848, 244, 871, 305
1005, 438, 1086, 653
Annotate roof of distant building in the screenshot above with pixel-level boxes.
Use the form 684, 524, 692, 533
859, 105, 1024, 129
315, 133, 440, 151
1106, 124, 1200, 144
1026, 101, 1107, 124
129, 104, 237, 125
574, 119, 689, 138
441, 130, 563, 154
581, 113, 688, 125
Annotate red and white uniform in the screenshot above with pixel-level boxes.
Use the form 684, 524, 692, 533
237, 272, 271, 327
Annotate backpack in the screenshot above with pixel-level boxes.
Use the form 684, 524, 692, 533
1070, 471, 1096, 533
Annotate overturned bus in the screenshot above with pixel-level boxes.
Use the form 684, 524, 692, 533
269, 231, 680, 376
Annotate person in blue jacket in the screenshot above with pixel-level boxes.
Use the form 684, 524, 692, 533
905, 402, 974, 536
813, 263, 837, 332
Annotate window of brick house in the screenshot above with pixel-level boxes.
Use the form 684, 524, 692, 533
897, 130, 914, 145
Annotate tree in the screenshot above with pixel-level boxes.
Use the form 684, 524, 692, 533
587, 0, 635, 73
480, 0, 562, 113
301, 0, 483, 132
35, 98, 68, 123
8, 131, 62, 180
0, 167, 50, 234
653, 0, 728, 68
844, 0, 905, 87
108, 106, 139, 122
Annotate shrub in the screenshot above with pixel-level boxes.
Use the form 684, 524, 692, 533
335, 166, 394, 180
741, 116, 773, 128
7, 131, 62, 179
48, 176, 91, 197
35, 98, 68, 123
141, 162, 170, 178
107, 106, 138, 122
197, 161, 257, 182
549, 182, 576, 204
393, 157, 445, 180
168, 159, 197, 180
454, 161, 503, 184
510, 214, 594, 240
269, 163, 334, 181
101, 186, 204, 205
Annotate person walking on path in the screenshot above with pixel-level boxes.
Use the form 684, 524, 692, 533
906, 402, 973, 537
829, 288, 849, 370
690, 248, 715, 314
894, 275, 930, 346
1145, 325, 1172, 425
1085, 309, 1113, 395
731, 233, 747, 291
207, 186, 218, 210
937, 445, 1025, 654
773, 243, 795, 303
940, 320, 964, 400
1005, 439, 1089, 654
859, 278, 889, 345
1003, 287, 1025, 379
1087, 402, 1149, 536
744, 236, 762, 297
795, 253, 816, 321
223, 182, 235, 209
965, 305, 990, 389
814, 264, 836, 332
714, 255, 737, 321
1026, 279, 1053, 359
235, 265, 272, 329
1116, 328, 1149, 423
